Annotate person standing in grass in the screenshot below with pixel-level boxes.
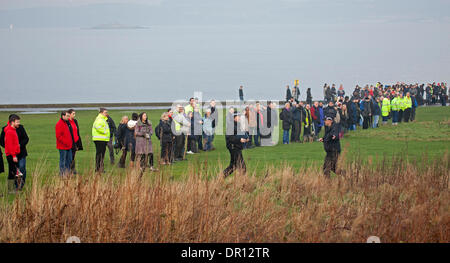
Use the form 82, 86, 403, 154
390, 94, 399, 126
397, 93, 405, 123
303, 104, 313, 142
319, 117, 341, 178
403, 92, 412, 123
3, 115, 22, 193
290, 102, 302, 143
239, 85, 244, 102
306, 88, 312, 106
106, 113, 117, 165
381, 95, 391, 125
67, 109, 83, 174
1, 114, 29, 190
55, 111, 73, 177
223, 112, 249, 178
172, 105, 190, 161
279, 103, 293, 144
360, 97, 372, 129
202, 109, 214, 151
92, 108, 110, 173
372, 97, 381, 128
125, 113, 138, 167
116, 115, 129, 168
157, 112, 174, 165
135, 112, 155, 173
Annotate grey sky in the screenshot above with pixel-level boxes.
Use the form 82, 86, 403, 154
1, 0, 449, 28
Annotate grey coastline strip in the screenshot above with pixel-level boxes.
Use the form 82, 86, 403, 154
0, 100, 286, 109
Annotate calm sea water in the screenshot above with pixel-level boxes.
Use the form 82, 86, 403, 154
0, 23, 449, 104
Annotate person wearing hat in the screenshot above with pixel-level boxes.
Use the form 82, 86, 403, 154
319, 117, 341, 178
223, 112, 249, 178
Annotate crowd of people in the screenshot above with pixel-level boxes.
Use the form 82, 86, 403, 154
0, 81, 447, 193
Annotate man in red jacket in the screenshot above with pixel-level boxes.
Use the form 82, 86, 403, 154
4, 114, 21, 193
55, 111, 73, 177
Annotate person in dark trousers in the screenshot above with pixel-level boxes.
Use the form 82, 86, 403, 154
292, 82, 300, 103
254, 103, 263, 147
319, 117, 341, 178
106, 113, 116, 165
239, 86, 244, 102
116, 115, 129, 168
360, 97, 372, 129
156, 112, 174, 165
3, 115, 22, 193
172, 105, 190, 161
285, 85, 292, 102
290, 102, 303, 143
306, 88, 312, 106
67, 109, 83, 174
122, 113, 138, 168
92, 108, 110, 173
223, 112, 249, 178
55, 111, 74, 177
1, 114, 29, 190
280, 103, 293, 144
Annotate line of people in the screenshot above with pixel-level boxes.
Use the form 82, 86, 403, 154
1, 82, 447, 193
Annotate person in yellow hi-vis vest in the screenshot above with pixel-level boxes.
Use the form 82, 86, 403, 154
390, 93, 399, 125
92, 108, 110, 173
397, 93, 405, 123
403, 92, 413, 123
381, 96, 391, 125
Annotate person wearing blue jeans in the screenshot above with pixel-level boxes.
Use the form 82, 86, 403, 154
279, 103, 293, 145
55, 111, 74, 176
59, 149, 72, 176
372, 115, 380, 128
16, 157, 26, 189
283, 129, 290, 144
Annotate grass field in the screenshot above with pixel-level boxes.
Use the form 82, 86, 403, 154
0, 106, 449, 242
0, 106, 449, 183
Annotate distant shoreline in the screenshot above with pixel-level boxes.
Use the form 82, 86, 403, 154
0, 100, 286, 111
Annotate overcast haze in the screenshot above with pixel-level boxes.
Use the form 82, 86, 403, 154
0, 0, 449, 104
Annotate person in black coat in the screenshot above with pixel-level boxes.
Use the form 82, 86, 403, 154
285, 85, 292, 102
223, 113, 249, 178
306, 88, 312, 106
156, 112, 174, 165
106, 115, 117, 165
68, 109, 83, 174
116, 115, 129, 168
319, 117, 341, 178
1, 118, 29, 189
323, 101, 337, 119
279, 103, 293, 144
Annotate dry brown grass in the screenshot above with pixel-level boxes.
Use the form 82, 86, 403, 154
0, 153, 449, 243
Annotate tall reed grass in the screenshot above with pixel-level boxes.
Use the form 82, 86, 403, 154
0, 153, 448, 243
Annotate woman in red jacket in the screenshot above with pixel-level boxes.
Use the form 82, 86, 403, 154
4, 115, 21, 193
55, 111, 73, 176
